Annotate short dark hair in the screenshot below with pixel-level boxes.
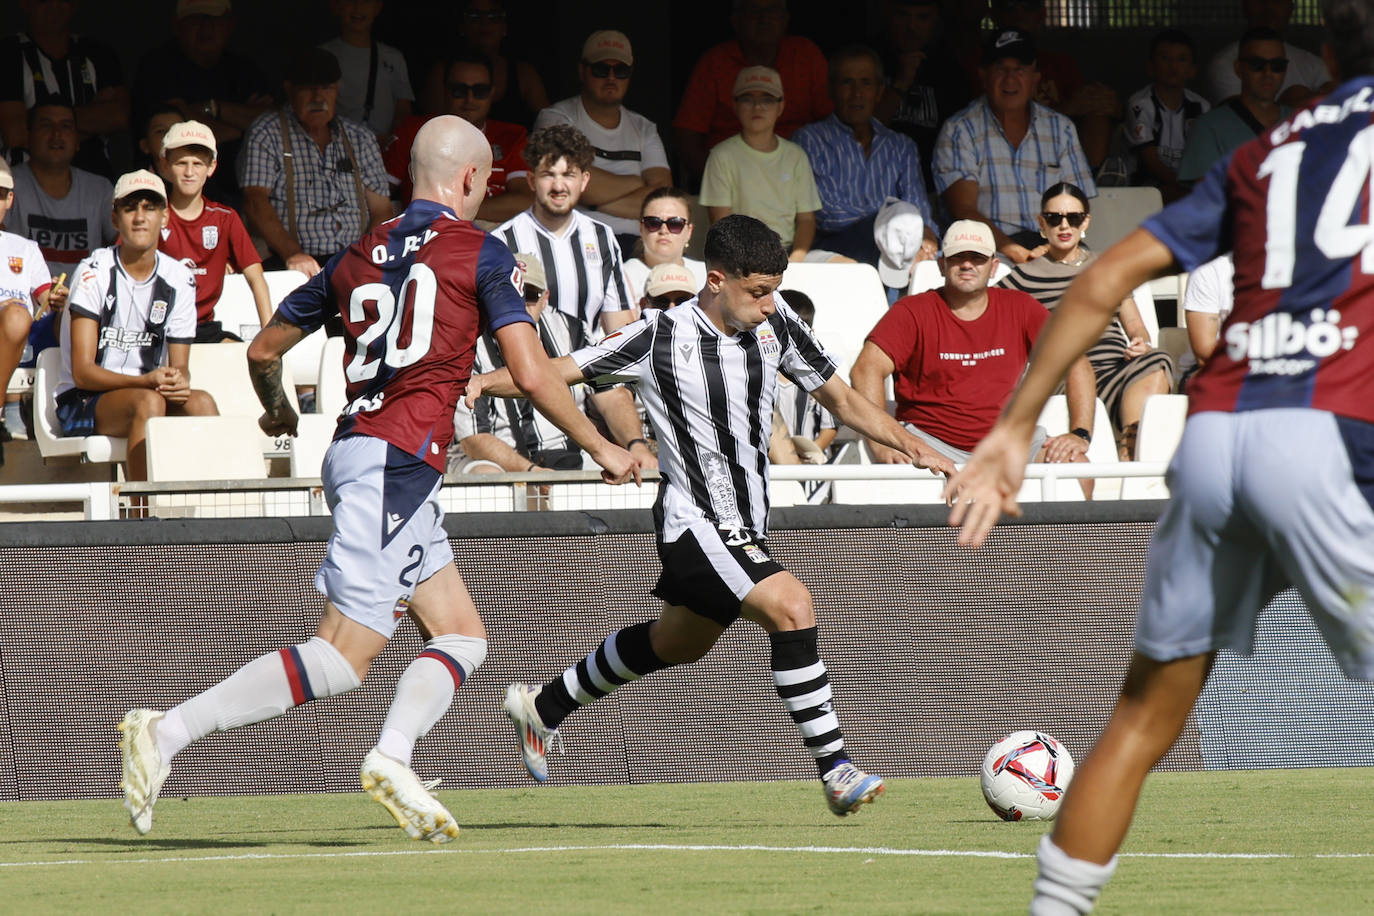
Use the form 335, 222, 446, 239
524, 124, 595, 174
27, 100, 75, 131
641, 186, 691, 217
1324, 0, 1374, 80
1041, 181, 1091, 213
704, 215, 788, 278
1149, 28, 1195, 57
779, 289, 815, 324
1238, 25, 1285, 50
442, 47, 494, 83
140, 103, 182, 139
827, 44, 884, 83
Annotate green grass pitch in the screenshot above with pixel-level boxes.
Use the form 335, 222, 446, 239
1, 769, 1370, 914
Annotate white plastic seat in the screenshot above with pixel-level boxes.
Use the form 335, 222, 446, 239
187, 342, 301, 455
779, 262, 888, 381
213, 269, 310, 342
1033, 395, 1121, 500
1089, 186, 1164, 252
316, 335, 348, 420
32, 348, 128, 465
286, 327, 329, 388
145, 415, 267, 516
288, 413, 337, 478
8, 367, 33, 396
1121, 394, 1188, 499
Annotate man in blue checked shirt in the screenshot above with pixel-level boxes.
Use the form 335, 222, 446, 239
792, 44, 939, 275
933, 28, 1096, 265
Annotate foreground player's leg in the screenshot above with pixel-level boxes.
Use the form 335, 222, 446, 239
1030, 651, 1212, 915
742, 572, 883, 816
363, 565, 487, 843
119, 609, 370, 834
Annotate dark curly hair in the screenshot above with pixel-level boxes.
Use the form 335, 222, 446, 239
524, 124, 595, 174
704, 215, 788, 278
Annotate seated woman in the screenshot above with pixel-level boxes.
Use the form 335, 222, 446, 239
622, 187, 707, 305
998, 182, 1173, 460
54, 170, 218, 482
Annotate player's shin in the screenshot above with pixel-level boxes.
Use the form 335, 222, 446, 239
533, 621, 669, 728
770, 627, 847, 775
156, 636, 362, 761
376, 634, 488, 765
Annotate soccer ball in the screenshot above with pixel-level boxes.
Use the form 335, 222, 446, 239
980, 730, 1075, 821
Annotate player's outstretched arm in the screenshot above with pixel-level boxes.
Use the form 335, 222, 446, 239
247, 313, 308, 437
945, 228, 1178, 548
811, 373, 956, 476
492, 322, 641, 486
464, 355, 582, 405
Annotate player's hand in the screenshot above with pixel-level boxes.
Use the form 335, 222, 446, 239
1041, 432, 1089, 463
259, 405, 299, 438
943, 424, 1032, 548
286, 253, 322, 278
910, 446, 956, 477
870, 441, 912, 464
593, 442, 641, 486
1124, 336, 1151, 359
158, 368, 192, 404
628, 439, 659, 472
144, 366, 179, 390
463, 372, 493, 409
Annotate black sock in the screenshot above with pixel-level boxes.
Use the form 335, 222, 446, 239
534, 621, 670, 728
770, 627, 848, 777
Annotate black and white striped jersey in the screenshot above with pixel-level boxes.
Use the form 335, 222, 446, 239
573, 293, 836, 542
776, 374, 837, 444
494, 209, 632, 333
453, 306, 594, 457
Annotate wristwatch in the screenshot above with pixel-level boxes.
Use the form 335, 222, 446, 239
1070, 427, 1092, 443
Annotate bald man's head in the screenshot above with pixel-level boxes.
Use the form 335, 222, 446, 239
410, 115, 493, 219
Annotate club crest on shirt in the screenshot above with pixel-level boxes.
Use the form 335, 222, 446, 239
150, 299, 168, 324
7, 256, 21, 274
201, 225, 219, 250
583, 240, 600, 263
757, 326, 780, 355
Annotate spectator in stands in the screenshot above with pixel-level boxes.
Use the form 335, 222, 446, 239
1177, 27, 1292, 184
158, 121, 271, 342
445, 0, 549, 128
1181, 253, 1235, 381
1124, 29, 1209, 203
849, 219, 1054, 466
0, 0, 129, 179
1204, 0, 1332, 106
639, 261, 698, 312
934, 28, 1096, 264
997, 183, 1173, 461
238, 48, 391, 278
874, 0, 973, 194
623, 187, 706, 305
673, 0, 832, 183
452, 250, 655, 477
699, 66, 821, 261
533, 31, 670, 249
384, 50, 532, 222
137, 105, 183, 177
8, 102, 115, 277
494, 125, 634, 335
320, 0, 413, 145
768, 289, 836, 466
988, 0, 1120, 169
792, 45, 938, 276
55, 170, 217, 482
132, 0, 274, 203
0, 158, 64, 459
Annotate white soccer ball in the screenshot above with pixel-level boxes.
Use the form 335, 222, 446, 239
980, 730, 1075, 821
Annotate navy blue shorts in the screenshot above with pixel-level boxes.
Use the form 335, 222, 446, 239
55, 388, 103, 436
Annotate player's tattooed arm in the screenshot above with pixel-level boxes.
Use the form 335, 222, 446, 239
246, 312, 305, 437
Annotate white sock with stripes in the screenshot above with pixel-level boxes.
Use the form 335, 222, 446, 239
157, 636, 360, 761
376, 634, 488, 765
1029, 834, 1118, 915
770, 627, 847, 776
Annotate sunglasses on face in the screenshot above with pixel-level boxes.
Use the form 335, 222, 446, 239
1042, 211, 1087, 228
447, 81, 493, 100
587, 62, 632, 80
647, 293, 693, 309
523, 287, 544, 303
641, 215, 688, 233
1239, 56, 1289, 74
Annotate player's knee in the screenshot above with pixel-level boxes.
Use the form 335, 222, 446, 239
132, 390, 168, 420
0, 303, 31, 342
769, 589, 815, 632
184, 390, 219, 416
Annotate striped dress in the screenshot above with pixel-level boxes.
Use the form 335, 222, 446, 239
996, 252, 1174, 426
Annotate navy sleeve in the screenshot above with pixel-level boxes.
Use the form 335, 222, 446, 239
275, 253, 340, 333
476, 234, 534, 334
1141, 152, 1233, 273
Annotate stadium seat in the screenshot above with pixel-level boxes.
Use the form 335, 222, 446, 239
8, 367, 33, 396
31, 347, 128, 467
285, 328, 329, 389
214, 269, 310, 342
1033, 395, 1121, 500
1157, 326, 1192, 380
1088, 186, 1164, 252
288, 413, 336, 478
1120, 394, 1188, 499
316, 335, 348, 419
1128, 281, 1162, 347
145, 415, 268, 482
187, 342, 301, 455
779, 262, 888, 380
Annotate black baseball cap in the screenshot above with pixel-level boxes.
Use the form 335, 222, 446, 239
284, 47, 342, 87
983, 28, 1037, 67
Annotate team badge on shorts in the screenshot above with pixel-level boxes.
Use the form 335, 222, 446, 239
392, 595, 411, 621
150, 299, 168, 324
202, 225, 219, 250
743, 544, 771, 564
7, 256, 21, 274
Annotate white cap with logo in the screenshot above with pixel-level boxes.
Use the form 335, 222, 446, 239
941, 219, 997, 259
113, 169, 167, 204
161, 120, 218, 159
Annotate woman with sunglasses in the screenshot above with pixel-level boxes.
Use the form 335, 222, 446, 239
623, 187, 707, 306
998, 182, 1174, 460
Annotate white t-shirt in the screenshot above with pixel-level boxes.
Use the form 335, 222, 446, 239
57, 247, 197, 397
623, 256, 707, 305
533, 97, 670, 237
1180, 253, 1234, 375
1203, 41, 1329, 105
7, 163, 116, 275
0, 230, 53, 312
320, 37, 414, 136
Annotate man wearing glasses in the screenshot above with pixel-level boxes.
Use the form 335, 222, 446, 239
533, 30, 670, 251
384, 50, 532, 222
1203, 0, 1332, 106
1178, 27, 1292, 183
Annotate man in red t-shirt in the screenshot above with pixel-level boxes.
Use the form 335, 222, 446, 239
157, 120, 272, 342
385, 50, 532, 223
851, 219, 1054, 464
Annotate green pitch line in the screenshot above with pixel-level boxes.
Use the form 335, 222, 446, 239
0, 771, 1370, 914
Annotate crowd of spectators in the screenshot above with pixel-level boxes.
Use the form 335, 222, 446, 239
0, 0, 1330, 487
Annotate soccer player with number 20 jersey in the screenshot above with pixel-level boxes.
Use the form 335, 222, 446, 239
114, 116, 639, 844
946, 3, 1374, 911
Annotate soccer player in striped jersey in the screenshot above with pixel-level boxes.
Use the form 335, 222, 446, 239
471, 214, 955, 815
114, 116, 640, 844
947, 2, 1374, 910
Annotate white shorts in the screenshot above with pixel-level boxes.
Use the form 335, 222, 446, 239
315, 435, 454, 638
1136, 409, 1374, 679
